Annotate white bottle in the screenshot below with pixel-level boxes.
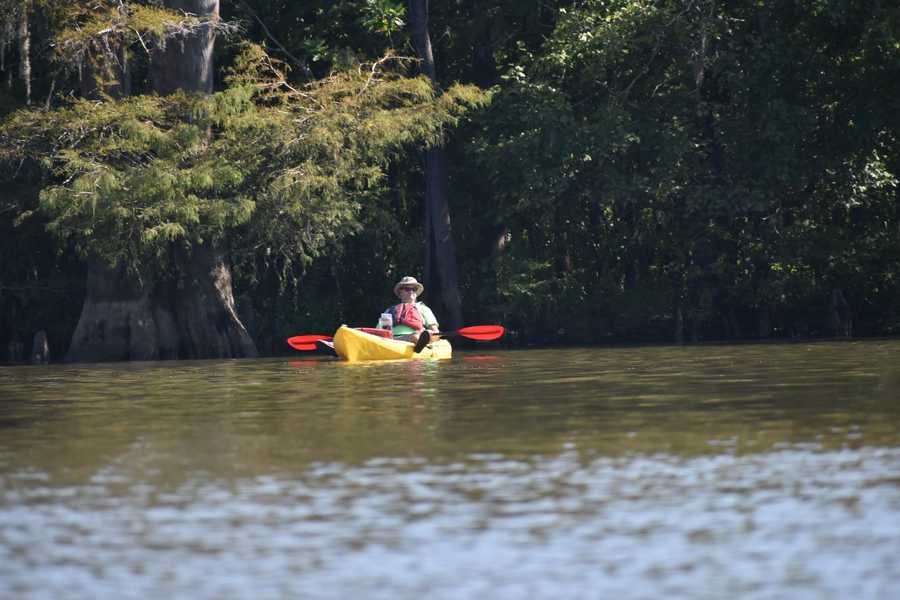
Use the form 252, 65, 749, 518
378, 312, 393, 330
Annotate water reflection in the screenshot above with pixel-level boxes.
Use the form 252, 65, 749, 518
0, 341, 899, 599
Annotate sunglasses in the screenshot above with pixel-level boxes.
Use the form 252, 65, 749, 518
399, 287, 419, 293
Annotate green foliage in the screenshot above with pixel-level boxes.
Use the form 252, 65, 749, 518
461, 0, 900, 340
360, 0, 406, 39
52, 3, 185, 58
1, 44, 487, 285
9, 1, 228, 98
225, 1, 404, 76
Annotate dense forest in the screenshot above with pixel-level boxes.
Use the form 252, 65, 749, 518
1, 0, 898, 363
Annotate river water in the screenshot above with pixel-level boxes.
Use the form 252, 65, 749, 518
1, 340, 899, 599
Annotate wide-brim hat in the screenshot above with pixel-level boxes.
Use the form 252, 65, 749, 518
394, 276, 424, 297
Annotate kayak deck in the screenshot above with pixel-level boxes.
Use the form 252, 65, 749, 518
332, 325, 452, 362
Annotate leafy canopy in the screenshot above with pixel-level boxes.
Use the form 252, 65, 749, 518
0, 42, 488, 279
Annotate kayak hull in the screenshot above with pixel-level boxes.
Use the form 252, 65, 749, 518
332, 325, 452, 362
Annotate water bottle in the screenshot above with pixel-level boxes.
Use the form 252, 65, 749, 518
378, 312, 393, 330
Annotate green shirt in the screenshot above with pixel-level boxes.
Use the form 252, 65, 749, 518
380, 302, 439, 336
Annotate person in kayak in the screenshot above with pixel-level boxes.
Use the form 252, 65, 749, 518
381, 276, 439, 349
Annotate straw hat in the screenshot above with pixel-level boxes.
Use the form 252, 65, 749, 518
394, 276, 424, 297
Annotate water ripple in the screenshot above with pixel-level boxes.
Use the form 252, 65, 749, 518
1, 447, 898, 600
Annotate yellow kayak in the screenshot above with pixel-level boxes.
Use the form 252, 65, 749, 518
332, 325, 452, 362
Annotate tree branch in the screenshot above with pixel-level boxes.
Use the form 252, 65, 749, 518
237, 0, 309, 76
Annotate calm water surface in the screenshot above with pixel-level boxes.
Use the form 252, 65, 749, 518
1, 340, 899, 599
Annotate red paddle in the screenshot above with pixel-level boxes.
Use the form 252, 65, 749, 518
440, 325, 505, 341
414, 325, 505, 352
286, 335, 332, 351
286, 325, 505, 351
450, 325, 506, 342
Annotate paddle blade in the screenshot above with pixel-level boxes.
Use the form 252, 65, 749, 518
288, 343, 318, 351
456, 325, 505, 341
287, 335, 333, 351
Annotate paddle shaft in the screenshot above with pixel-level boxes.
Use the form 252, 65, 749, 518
287, 324, 504, 351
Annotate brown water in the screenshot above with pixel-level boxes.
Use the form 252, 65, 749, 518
1, 340, 899, 599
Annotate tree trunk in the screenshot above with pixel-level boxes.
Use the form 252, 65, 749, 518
2, 12, 10, 75
166, 245, 256, 358
408, 0, 463, 330
67, 255, 254, 362
151, 0, 254, 358
18, 0, 30, 105
67, 20, 152, 363
150, 0, 218, 95
66, 0, 256, 362
30, 330, 49, 364
79, 40, 130, 99
757, 304, 772, 338
424, 147, 463, 329
828, 289, 852, 338
67, 260, 169, 362
674, 304, 685, 344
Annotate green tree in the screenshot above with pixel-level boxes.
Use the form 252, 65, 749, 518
459, 0, 900, 342
1, 0, 486, 360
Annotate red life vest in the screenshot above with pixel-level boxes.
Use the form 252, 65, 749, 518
392, 303, 425, 330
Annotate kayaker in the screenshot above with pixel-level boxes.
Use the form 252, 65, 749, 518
380, 276, 439, 347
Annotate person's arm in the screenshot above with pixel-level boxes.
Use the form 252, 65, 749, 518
419, 304, 439, 332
